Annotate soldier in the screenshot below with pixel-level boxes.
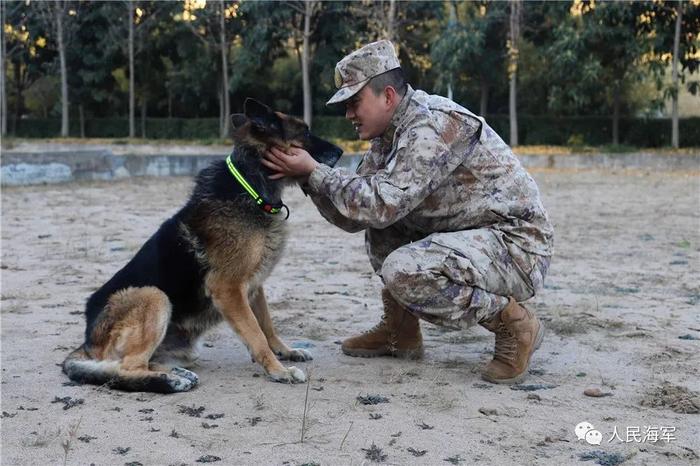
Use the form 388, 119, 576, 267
262, 40, 554, 384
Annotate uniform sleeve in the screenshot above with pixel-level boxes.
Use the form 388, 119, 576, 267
306, 191, 366, 233
306, 121, 472, 229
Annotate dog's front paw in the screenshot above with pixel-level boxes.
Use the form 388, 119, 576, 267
286, 348, 313, 362
268, 366, 307, 384
171, 367, 199, 387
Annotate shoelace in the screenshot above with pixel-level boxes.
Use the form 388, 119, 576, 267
363, 314, 388, 335
360, 314, 401, 352
493, 322, 517, 362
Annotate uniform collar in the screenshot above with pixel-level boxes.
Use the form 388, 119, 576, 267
378, 85, 415, 152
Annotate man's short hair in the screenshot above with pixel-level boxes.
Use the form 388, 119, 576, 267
367, 68, 407, 98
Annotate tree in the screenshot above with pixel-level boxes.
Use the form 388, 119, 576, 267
176, 0, 240, 137
508, 0, 521, 145
432, 1, 507, 116
642, 1, 700, 148
349, 0, 398, 43
101, 1, 166, 137
0, 1, 28, 135
3, 1, 56, 134
1, 1, 8, 135
300, 0, 320, 126
235, 1, 326, 127
25, 75, 58, 117
36, 1, 77, 137
67, 2, 124, 136
279, 1, 321, 127
672, 4, 683, 148
547, 1, 653, 145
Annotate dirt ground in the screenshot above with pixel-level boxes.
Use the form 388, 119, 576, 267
1, 167, 699, 466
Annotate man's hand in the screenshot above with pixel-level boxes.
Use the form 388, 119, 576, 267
262, 146, 319, 180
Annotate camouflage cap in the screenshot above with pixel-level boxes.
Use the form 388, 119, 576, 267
326, 40, 401, 105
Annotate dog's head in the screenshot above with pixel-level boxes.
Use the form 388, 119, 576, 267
230, 98, 343, 167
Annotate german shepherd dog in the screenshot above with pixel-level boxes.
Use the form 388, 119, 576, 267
62, 99, 343, 393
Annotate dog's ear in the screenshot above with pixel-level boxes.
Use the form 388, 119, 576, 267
230, 113, 248, 129
244, 98, 272, 119
308, 134, 344, 167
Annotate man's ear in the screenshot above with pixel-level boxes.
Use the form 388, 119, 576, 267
384, 86, 398, 107
231, 113, 248, 129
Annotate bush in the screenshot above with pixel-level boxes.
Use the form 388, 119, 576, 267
8, 116, 700, 147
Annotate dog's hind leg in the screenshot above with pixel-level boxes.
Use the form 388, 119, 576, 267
250, 286, 313, 362
151, 325, 202, 369
84, 287, 198, 392
207, 276, 306, 384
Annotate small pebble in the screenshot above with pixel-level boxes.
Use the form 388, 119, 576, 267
478, 407, 498, 416
584, 387, 612, 397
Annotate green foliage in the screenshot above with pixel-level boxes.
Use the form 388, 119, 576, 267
431, 1, 507, 110
3, 0, 700, 147
24, 76, 59, 118
642, 1, 700, 97
545, 1, 652, 115
312, 116, 356, 140
566, 133, 585, 147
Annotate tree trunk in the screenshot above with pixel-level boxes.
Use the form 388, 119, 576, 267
671, 2, 682, 149
219, 0, 230, 138
612, 85, 620, 146
12, 59, 21, 134
128, 1, 135, 138
56, 2, 69, 137
301, 0, 315, 127
141, 96, 146, 138
79, 104, 85, 138
480, 76, 489, 117
218, 87, 224, 136
445, 0, 456, 101
1, 0, 7, 136
387, 0, 396, 42
168, 87, 172, 119
508, 0, 520, 146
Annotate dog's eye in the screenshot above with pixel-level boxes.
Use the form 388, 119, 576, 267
304, 128, 311, 139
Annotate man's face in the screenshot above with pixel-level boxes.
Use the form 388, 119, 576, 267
344, 85, 393, 140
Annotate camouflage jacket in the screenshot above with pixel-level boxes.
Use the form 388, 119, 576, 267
306, 86, 554, 271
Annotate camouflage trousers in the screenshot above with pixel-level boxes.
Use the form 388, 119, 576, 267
380, 228, 550, 329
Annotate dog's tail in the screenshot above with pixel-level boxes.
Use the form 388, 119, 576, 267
62, 346, 194, 394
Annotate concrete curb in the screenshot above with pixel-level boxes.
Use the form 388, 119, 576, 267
1, 150, 222, 186
517, 152, 699, 171
1, 149, 698, 186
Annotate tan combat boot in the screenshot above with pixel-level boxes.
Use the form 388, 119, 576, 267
341, 288, 423, 359
479, 298, 544, 384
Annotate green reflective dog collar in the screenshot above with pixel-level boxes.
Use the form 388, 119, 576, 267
225, 155, 289, 218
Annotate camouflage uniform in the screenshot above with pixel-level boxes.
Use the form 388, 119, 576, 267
307, 41, 553, 329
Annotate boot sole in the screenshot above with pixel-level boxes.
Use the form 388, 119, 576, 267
481, 320, 545, 385
342, 346, 424, 360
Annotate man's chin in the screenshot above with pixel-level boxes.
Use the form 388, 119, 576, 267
357, 130, 377, 141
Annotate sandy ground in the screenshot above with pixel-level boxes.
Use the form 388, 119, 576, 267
1, 168, 699, 466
